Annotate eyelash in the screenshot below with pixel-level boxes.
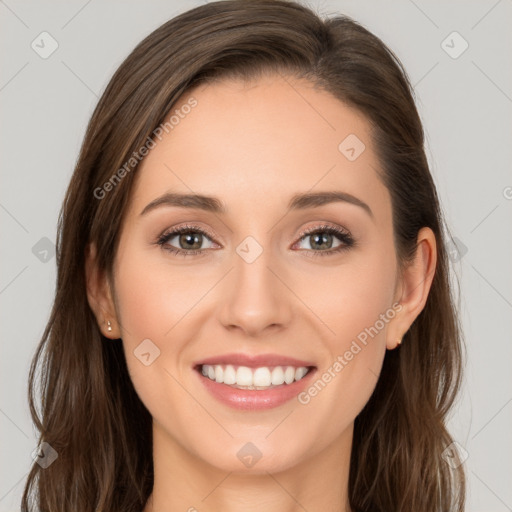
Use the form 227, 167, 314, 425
156, 223, 355, 258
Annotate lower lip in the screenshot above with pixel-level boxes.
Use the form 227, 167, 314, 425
195, 367, 317, 411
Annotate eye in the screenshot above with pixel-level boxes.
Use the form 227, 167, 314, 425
293, 224, 355, 257
156, 224, 218, 257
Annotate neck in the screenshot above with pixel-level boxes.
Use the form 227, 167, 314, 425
143, 421, 353, 512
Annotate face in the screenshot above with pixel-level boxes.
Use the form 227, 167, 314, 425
107, 74, 403, 473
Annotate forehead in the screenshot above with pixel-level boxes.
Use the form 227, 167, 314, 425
129, 74, 390, 221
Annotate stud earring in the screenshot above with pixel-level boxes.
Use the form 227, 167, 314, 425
397, 336, 402, 346
107, 320, 112, 332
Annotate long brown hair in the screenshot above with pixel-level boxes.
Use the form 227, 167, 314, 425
22, 1, 465, 510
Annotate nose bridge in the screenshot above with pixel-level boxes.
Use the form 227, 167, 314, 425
218, 234, 291, 335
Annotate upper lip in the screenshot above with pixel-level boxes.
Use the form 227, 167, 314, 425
194, 353, 316, 369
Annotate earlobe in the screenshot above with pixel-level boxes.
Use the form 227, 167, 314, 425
386, 227, 437, 350
84, 242, 121, 339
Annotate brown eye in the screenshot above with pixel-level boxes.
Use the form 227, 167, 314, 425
294, 225, 355, 256
304, 231, 337, 250
157, 225, 217, 256
175, 231, 204, 251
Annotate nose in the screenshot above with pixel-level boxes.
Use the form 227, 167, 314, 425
217, 242, 293, 338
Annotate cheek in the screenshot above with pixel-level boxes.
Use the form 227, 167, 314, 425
295, 243, 397, 347
293, 244, 396, 414
112, 248, 199, 440
111, 246, 193, 394
294, 285, 392, 453
113, 244, 204, 341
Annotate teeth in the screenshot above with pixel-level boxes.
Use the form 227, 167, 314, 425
271, 366, 285, 385
284, 366, 295, 384
295, 367, 308, 380
236, 366, 253, 386
200, 364, 311, 389
223, 365, 236, 385
253, 367, 271, 387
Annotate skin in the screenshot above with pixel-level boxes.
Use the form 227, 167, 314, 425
86, 73, 436, 512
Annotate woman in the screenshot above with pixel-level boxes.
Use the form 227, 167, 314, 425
22, 1, 466, 510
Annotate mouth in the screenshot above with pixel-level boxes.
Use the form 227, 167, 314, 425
193, 362, 317, 410
195, 363, 315, 389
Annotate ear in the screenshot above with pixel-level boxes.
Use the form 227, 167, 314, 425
85, 242, 121, 339
386, 227, 437, 350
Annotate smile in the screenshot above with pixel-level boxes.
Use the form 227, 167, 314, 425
199, 364, 312, 389
194, 360, 317, 410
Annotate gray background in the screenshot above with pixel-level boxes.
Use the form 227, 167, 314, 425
1, 0, 511, 510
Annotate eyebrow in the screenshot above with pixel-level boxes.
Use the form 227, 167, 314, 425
140, 190, 373, 219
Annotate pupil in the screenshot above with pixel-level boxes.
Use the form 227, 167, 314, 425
180, 232, 201, 250
311, 233, 332, 250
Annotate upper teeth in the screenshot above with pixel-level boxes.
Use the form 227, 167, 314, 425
200, 364, 310, 389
